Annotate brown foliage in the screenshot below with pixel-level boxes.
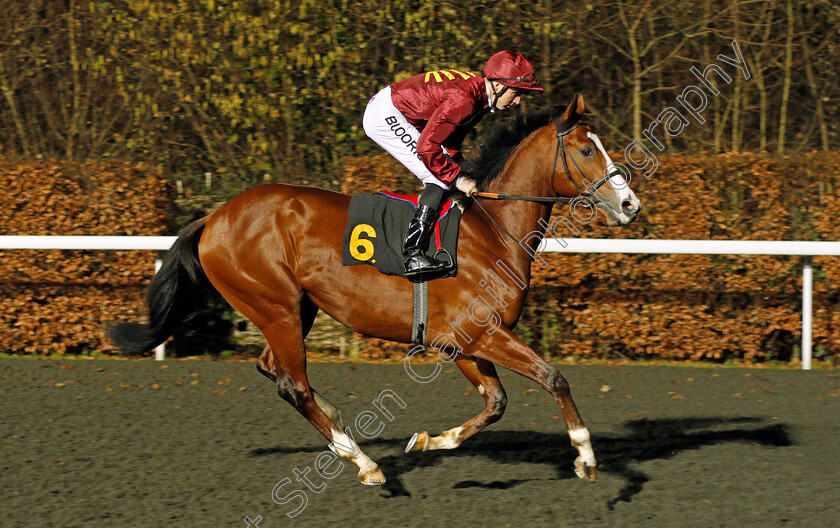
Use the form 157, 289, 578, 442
3, 152, 837, 364
341, 153, 424, 196
0, 160, 171, 355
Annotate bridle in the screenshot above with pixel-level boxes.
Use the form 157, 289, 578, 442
552, 119, 610, 202
475, 117, 609, 205
471, 117, 612, 246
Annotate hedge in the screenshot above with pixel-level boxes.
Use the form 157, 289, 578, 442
2, 152, 838, 363
0, 160, 171, 355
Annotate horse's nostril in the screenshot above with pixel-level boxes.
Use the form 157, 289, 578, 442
621, 200, 636, 214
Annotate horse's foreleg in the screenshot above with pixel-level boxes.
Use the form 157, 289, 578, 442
406, 354, 507, 453
467, 327, 597, 482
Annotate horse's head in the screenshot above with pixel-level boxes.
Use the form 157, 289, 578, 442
551, 94, 641, 226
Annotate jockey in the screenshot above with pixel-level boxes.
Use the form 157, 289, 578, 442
363, 50, 543, 279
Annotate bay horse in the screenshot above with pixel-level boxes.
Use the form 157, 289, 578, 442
110, 94, 641, 486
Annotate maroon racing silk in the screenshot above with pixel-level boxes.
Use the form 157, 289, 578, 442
389, 70, 489, 185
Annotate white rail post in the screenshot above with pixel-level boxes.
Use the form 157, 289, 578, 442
801, 256, 813, 370
154, 257, 165, 361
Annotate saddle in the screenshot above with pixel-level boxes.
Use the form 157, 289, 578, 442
342, 191, 462, 280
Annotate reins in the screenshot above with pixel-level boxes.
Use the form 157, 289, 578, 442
473, 192, 574, 204
470, 197, 523, 246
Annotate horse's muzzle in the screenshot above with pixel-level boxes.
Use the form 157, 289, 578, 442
599, 197, 641, 226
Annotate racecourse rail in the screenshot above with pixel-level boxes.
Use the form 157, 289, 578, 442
2, 236, 839, 369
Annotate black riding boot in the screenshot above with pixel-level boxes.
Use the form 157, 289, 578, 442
403, 204, 449, 279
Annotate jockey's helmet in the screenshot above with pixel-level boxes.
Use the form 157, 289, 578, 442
483, 51, 544, 91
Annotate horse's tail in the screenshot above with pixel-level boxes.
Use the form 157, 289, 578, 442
108, 217, 212, 354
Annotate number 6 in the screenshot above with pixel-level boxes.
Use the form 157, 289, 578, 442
349, 224, 376, 261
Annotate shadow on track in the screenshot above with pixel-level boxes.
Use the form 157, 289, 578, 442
251, 416, 793, 508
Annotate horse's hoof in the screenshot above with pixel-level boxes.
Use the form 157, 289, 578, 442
405, 431, 430, 453
359, 468, 386, 486
574, 457, 597, 483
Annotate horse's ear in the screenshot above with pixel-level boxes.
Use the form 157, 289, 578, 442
575, 94, 586, 115
562, 93, 585, 122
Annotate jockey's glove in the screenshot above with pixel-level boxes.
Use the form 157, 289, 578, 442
455, 176, 478, 197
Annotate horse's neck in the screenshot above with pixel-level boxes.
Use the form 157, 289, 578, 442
479, 130, 555, 279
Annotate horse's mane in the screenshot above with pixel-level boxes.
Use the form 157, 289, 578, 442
466, 105, 567, 190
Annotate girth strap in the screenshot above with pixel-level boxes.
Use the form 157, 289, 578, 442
411, 281, 428, 345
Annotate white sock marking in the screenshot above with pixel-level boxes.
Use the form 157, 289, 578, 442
428, 426, 463, 450
330, 428, 378, 473
569, 428, 596, 467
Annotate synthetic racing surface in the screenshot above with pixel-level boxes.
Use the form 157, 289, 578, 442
2, 358, 839, 527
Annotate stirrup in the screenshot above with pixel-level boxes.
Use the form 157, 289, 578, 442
432, 249, 454, 269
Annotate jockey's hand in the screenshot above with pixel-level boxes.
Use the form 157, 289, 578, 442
456, 177, 478, 197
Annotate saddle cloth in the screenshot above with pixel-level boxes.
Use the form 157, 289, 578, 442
342, 191, 462, 279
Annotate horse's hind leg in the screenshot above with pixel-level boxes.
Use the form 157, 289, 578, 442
406, 355, 507, 453
255, 296, 346, 428
215, 278, 383, 485
256, 294, 319, 383
260, 324, 385, 485
257, 345, 345, 429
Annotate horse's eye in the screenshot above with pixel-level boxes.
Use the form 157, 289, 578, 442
581, 148, 593, 156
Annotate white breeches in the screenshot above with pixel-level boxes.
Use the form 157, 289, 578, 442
362, 86, 463, 190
